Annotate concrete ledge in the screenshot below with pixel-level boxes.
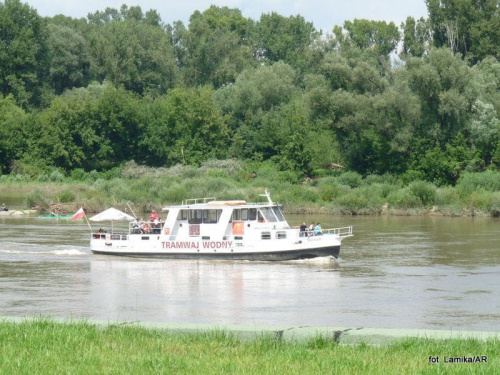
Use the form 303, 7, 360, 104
2, 316, 498, 345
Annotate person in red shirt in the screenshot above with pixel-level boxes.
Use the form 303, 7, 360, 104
149, 210, 159, 223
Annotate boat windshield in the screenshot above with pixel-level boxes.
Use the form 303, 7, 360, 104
272, 206, 285, 221
259, 207, 278, 222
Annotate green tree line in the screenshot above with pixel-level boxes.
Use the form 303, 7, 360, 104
1, 0, 500, 186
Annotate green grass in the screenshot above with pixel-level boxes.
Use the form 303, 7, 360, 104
0, 320, 498, 374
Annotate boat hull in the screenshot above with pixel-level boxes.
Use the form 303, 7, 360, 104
91, 245, 340, 261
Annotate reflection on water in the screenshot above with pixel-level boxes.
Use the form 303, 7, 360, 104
1, 213, 499, 331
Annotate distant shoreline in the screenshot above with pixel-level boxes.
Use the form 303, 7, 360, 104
1, 174, 499, 218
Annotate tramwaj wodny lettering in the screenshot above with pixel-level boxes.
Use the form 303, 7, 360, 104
90, 191, 353, 261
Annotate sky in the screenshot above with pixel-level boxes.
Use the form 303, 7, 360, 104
23, 0, 428, 32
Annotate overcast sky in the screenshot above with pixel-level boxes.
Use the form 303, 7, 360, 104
23, 0, 428, 32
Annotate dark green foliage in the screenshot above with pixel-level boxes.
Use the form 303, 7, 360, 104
0, 0, 50, 108
140, 86, 231, 166
426, 0, 500, 63
0, 2, 499, 184
342, 19, 400, 56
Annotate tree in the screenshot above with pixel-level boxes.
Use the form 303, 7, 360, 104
0, 0, 50, 108
217, 61, 297, 121
342, 19, 400, 56
47, 23, 91, 94
0, 95, 26, 173
140, 86, 231, 166
21, 83, 143, 171
426, 0, 500, 62
400, 16, 431, 58
180, 6, 255, 87
88, 19, 179, 95
468, 99, 499, 166
254, 13, 319, 74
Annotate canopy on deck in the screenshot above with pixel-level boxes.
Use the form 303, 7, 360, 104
89, 207, 134, 222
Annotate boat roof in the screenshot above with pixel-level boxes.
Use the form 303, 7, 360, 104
161, 200, 278, 211
161, 190, 278, 211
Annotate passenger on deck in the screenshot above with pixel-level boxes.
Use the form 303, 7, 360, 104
138, 217, 146, 233
299, 222, 307, 237
309, 222, 315, 236
150, 210, 159, 225
315, 223, 322, 236
132, 218, 140, 234
139, 218, 151, 234
1, 203, 8, 212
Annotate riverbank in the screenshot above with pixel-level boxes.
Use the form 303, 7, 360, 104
1, 162, 499, 217
1, 318, 498, 374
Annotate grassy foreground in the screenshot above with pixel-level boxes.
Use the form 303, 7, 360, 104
0, 320, 498, 374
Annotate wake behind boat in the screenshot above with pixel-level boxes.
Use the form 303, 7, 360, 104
89, 191, 353, 261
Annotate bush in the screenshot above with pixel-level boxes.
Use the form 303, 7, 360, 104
457, 171, 500, 197
364, 174, 398, 185
337, 171, 363, 188
276, 170, 302, 184
318, 183, 350, 201
435, 187, 460, 206
200, 159, 243, 175
25, 189, 50, 210
49, 170, 65, 182
70, 168, 87, 181
337, 193, 368, 214
387, 188, 421, 208
57, 189, 76, 203
399, 170, 426, 185
467, 190, 493, 211
408, 181, 436, 206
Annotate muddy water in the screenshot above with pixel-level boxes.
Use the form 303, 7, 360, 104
1, 207, 499, 331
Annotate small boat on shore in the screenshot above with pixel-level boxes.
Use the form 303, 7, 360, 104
0, 210, 38, 216
38, 214, 73, 219
90, 191, 353, 261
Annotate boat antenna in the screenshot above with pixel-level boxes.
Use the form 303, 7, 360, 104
259, 188, 273, 205
127, 202, 137, 218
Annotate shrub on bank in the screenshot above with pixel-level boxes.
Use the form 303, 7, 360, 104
25, 189, 51, 210
457, 170, 500, 197
2, 161, 500, 216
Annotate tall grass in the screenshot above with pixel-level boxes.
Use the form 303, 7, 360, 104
0, 320, 498, 374
1, 164, 500, 217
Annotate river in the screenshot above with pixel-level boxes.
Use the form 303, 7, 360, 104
1, 200, 499, 331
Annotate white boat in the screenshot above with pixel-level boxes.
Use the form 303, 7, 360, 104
90, 191, 353, 261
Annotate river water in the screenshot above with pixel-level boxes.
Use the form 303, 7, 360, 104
1, 200, 499, 331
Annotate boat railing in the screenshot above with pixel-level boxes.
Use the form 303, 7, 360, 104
182, 197, 216, 205
323, 226, 353, 238
128, 220, 164, 235
92, 232, 128, 240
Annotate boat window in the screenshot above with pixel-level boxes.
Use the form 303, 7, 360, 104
188, 210, 203, 224
260, 207, 277, 222
261, 232, 271, 240
202, 209, 220, 223
276, 231, 286, 239
231, 209, 256, 221
231, 209, 240, 221
177, 210, 188, 221
240, 209, 249, 220
248, 208, 257, 220
272, 207, 285, 222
